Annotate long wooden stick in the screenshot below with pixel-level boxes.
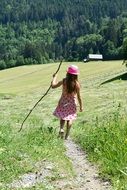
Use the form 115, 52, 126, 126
19, 60, 63, 132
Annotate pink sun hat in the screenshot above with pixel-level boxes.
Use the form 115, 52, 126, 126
67, 65, 79, 75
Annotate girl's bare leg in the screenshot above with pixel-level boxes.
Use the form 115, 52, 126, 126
65, 120, 72, 140
59, 119, 65, 139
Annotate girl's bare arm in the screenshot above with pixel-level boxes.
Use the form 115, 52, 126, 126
77, 84, 83, 112
51, 74, 63, 88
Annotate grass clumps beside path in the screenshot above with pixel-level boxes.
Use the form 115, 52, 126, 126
0, 118, 73, 189
72, 111, 127, 190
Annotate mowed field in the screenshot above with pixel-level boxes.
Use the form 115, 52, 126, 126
0, 60, 127, 122
0, 60, 127, 189
0, 60, 125, 94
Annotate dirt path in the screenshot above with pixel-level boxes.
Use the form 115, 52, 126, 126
54, 138, 111, 190
7, 138, 111, 190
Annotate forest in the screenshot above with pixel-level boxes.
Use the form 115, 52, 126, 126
0, 0, 127, 69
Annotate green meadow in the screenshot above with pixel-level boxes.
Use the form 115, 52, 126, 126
0, 60, 127, 189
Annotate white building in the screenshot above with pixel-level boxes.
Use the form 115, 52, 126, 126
87, 54, 103, 61
84, 54, 103, 62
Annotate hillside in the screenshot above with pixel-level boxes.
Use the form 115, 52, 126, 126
0, 0, 127, 69
0, 60, 125, 94
0, 61, 127, 189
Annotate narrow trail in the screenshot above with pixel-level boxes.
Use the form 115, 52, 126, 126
8, 138, 111, 190
57, 138, 111, 190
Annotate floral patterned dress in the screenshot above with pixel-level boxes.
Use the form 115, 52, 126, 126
53, 80, 77, 120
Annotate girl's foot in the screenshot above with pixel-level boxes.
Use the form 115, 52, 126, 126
59, 129, 64, 139
65, 134, 69, 140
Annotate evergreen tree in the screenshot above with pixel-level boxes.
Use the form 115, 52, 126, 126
0, 0, 127, 69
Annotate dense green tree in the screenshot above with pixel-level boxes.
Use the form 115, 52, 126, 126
0, 60, 6, 70
0, 0, 127, 69
123, 37, 127, 59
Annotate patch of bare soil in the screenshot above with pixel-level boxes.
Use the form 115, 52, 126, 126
6, 161, 54, 189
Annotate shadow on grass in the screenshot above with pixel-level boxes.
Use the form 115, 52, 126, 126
100, 72, 127, 85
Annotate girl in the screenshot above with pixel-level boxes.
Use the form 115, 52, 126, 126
51, 65, 83, 139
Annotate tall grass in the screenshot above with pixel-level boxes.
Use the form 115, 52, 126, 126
0, 113, 73, 189
73, 107, 127, 189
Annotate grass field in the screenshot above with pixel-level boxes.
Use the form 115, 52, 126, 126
0, 60, 127, 189
0, 60, 125, 94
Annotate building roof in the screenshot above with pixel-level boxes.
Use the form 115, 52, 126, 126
88, 54, 103, 59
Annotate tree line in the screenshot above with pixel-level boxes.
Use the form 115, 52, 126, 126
0, 0, 127, 69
